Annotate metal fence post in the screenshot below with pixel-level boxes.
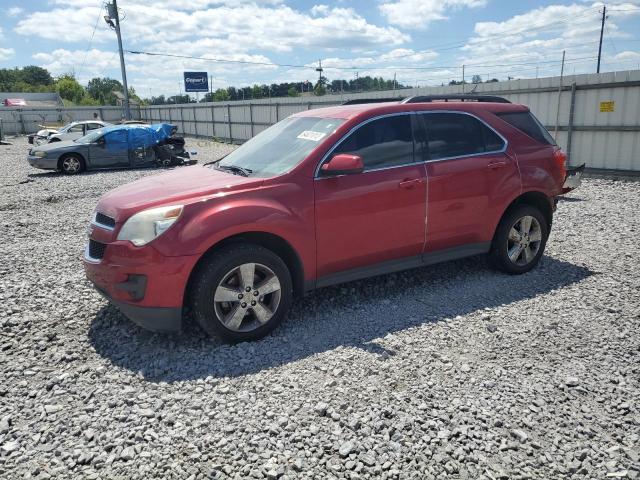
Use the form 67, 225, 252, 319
179, 106, 185, 135
193, 105, 198, 137
275, 103, 280, 122
210, 104, 216, 139
19, 110, 25, 134
249, 103, 254, 138
566, 82, 577, 166
227, 104, 233, 143
307, 102, 311, 110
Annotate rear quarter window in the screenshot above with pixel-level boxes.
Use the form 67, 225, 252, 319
497, 111, 556, 145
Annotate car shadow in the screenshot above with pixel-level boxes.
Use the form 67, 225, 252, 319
87, 255, 594, 382
26, 164, 193, 179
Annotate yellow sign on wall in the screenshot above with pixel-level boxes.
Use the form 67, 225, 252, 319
600, 101, 615, 112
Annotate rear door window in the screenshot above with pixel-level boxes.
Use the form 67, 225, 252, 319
420, 113, 505, 160
332, 115, 414, 170
497, 111, 555, 145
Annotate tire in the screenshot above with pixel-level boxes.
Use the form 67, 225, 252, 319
489, 204, 549, 274
190, 243, 293, 342
59, 154, 85, 175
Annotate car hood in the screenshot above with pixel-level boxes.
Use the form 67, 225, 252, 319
97, 165, 264, 221
35, 140, 79, 151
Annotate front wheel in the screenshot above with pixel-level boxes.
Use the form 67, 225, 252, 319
191, 244, 293, 342
59, 154, 85, 175
489, 205, 549, 274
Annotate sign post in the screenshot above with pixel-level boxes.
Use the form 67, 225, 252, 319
184, 72, 209, 94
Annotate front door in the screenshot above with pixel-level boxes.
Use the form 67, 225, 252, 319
314, 114, 427, 280
89, 129, 130, 168
417, 112, 520, 252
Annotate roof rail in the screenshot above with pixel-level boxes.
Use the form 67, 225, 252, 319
402, 94, 510, 104
342, 97, 404, 105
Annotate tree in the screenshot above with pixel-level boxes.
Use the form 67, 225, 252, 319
86, 77, 123, 105
55, 74, 84, 103
18, 66, 53, 87
486, 78, 499, 83
287, 86, 299, 97
213, 88, 230, 102
313, 83, 327, 96
471, 75, 482, 84
251, 84, 262, 99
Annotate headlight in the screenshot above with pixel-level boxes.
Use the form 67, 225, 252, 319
117, 205, 183, 246
33, 151, 47, 158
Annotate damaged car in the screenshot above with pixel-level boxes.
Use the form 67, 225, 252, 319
28, 120, 111, 145
27, 123, 195, 174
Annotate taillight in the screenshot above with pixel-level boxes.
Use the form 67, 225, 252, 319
553, 148, 567, 172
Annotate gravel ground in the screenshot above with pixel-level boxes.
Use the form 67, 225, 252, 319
0, 135, 639, 480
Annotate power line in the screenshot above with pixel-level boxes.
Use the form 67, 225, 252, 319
78, 1, 105, 78
126, 49, 598, 73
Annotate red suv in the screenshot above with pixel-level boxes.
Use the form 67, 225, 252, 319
84, 95, 581, 341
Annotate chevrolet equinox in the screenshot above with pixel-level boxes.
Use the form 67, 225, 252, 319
84, 95, 582, 341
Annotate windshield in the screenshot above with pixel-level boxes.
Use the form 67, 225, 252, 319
76, 129, 104, 144
58, 123, 75, 133
218, 116, 344, 177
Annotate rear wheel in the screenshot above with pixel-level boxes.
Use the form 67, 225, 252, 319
191, 244, 293, 342
59, 154, 85, 175
489, 205, 549, 274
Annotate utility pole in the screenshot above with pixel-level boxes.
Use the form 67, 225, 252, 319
461, 64, 465, 93
316, 59, 323, 88
393, 72, 397, 95
355, 72, 359, 92
105, 0, 131, 120
554, 50, 566, 140
597, 5, 606, 73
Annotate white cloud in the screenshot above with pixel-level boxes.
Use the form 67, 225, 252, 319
457, 2, 640, 80
7, 7, 24, 17
0, 48, 16, 62
379, 0, 487, 29
33, 49, 121, 81
16, 2, 408, 51
15, 7, 112, 43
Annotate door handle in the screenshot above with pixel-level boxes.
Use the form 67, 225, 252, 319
398, 178, 423, 189
487, 160, 508, 169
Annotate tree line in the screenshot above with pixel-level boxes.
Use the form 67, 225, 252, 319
0, 66, 143, 106
1, 65, 503, 107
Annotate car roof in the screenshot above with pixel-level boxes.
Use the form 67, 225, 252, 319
292, 100, 528, 121
97, 123, 176, 134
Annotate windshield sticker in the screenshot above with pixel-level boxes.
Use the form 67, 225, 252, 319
297, 130, 326, 142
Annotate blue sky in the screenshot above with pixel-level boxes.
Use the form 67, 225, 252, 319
1, 0, 639, 97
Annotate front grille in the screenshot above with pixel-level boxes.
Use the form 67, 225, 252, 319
88, 239, 107, 260
95, 212, 116, 229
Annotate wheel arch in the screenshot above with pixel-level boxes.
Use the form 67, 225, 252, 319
498, 190, 553, 233
184, 231, 306, 307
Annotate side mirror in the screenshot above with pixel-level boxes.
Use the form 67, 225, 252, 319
320, 154, 364, 176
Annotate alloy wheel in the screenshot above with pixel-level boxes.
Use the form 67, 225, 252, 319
62, 156, 81, 174
507, 215, 542, 266
213, 262, 282, 332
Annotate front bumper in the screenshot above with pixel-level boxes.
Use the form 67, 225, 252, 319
83, 237, 201, 333
92, 283, 183, 332
27, 155, 57, 170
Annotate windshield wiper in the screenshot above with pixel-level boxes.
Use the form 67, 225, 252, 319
214, 164, 252, 177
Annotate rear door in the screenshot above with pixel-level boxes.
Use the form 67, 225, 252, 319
418, 111, 520, 252
314, 113, 427, 279
89, 129, 131, 168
